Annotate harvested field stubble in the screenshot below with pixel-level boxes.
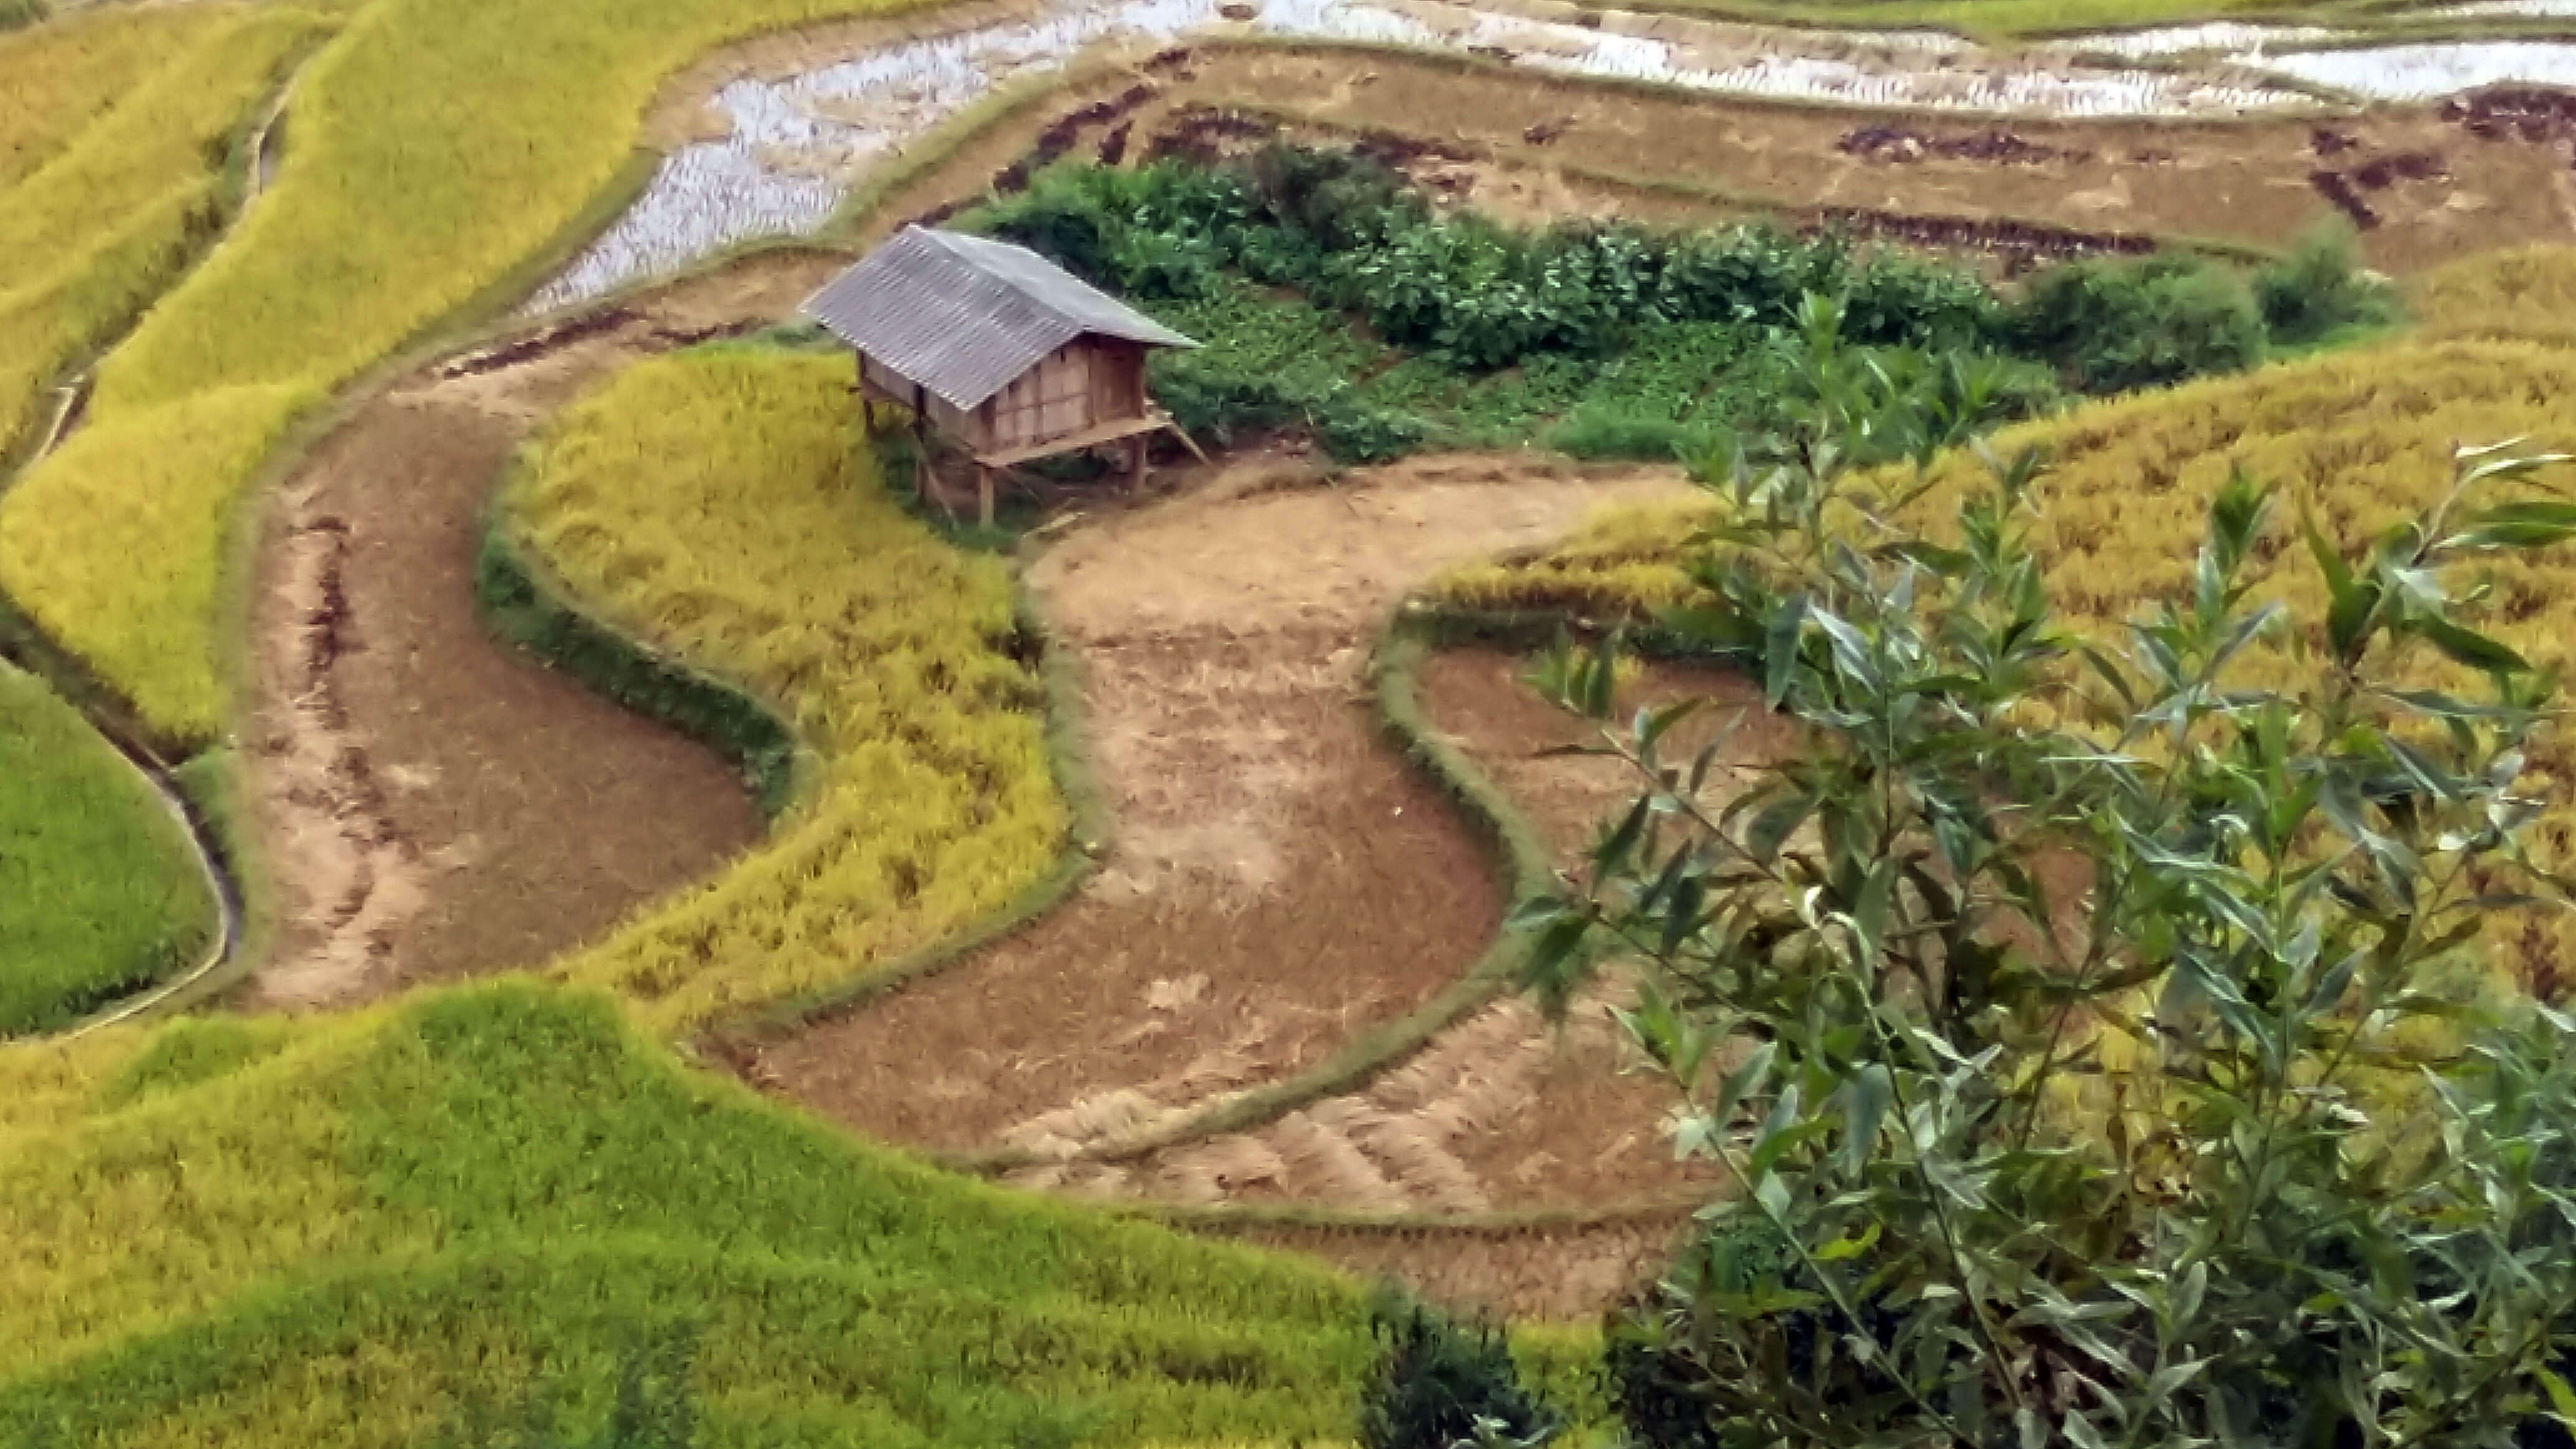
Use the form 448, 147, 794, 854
755, 457, 1683, 1166
1037, 649, 1776, 1220
508, 348, 1066, 1032
242, 261, 809, 1009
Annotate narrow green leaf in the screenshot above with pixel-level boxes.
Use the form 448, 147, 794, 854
1764, 594, 1808, 708
1712, 1041, 1775, 1126
2416, 614, 2529, 675
1840, 1064, 1891, 1174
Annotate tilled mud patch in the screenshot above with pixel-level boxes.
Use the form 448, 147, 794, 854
756, 624, 1505, 1153
1121, 49, 2575, 275
239, 253, 839, 1008
1034, 647, 1790, 1216
751, 459, 1686, 1154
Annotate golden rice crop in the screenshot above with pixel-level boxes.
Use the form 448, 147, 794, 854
0, 384, 313, 734
2410, 246, 2576, 351
509, 348, 1067, 1032
0, 7, 323, 459
0, 981, 1372, 1444
0, 181, 218, 457
0, 9, 321, 265
0, 7, 329, 732
1438, 336, 2576, 993
0, 0, 929, 743
0, 6, 244, 193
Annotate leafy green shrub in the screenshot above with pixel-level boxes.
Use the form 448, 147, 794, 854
1649, 226, 1848, 330
1309, 387, 1430, 463
975, 148, 2276, 467
2008, 251, 2267, 393
1243, 142, 1420, 257
1360, 1292, 1561, 1449
2255, 223, 2399, 348
1518, 330, 2576, 1446
1840, 248, 2009, 349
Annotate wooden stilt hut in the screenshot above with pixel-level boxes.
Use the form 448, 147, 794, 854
801, 225, 1204, 523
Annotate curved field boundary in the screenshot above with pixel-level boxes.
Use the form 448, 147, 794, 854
945, 621, 1563, 1177
809, 33, 2299, 255
0, 27, 318, 1033
476, 504, 809, 821
30, 693, 243, 1042
1139, 1185, 1705, 1232
547, 0, 2533, 311
697, 582, 1114, 1050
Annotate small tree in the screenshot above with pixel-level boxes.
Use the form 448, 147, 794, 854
1518, 346, 2576, 1448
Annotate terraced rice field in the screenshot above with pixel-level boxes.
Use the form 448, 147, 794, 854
6, 0, 2576, 1433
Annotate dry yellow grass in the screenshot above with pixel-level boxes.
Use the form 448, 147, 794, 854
511, 348, 1067, 1032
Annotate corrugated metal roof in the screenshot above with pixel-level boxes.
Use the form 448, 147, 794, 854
800, 227, 1197, 412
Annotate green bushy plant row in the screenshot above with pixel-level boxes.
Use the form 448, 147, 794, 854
968, 145, 2392, 466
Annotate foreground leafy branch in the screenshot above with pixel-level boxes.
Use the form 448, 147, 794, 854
1518, 318, 2576, 1449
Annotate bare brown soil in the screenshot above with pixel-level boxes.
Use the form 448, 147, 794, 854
237, 252, 843, 1008
859, 43, 2573, 278
1017, 647, 1792, 1218
749, 456, 1688, 1154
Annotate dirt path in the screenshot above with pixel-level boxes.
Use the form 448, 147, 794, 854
752, 456, 1687, 1153
237, 253, 842, 1009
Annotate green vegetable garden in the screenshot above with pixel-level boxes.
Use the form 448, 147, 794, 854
972, 150, 2390, 465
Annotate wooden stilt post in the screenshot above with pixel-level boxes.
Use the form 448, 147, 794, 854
978, 466, 996, 528
1128, 436, 1148, 492
910, 384, 932, 508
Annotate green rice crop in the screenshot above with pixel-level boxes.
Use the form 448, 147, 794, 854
508, 348, 1068, 1032
0, 980, 1373, 1444
0, 663, 215, 1037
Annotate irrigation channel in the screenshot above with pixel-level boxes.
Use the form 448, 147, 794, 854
530, 0, 2576, 310
3, 47, 313, 1040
